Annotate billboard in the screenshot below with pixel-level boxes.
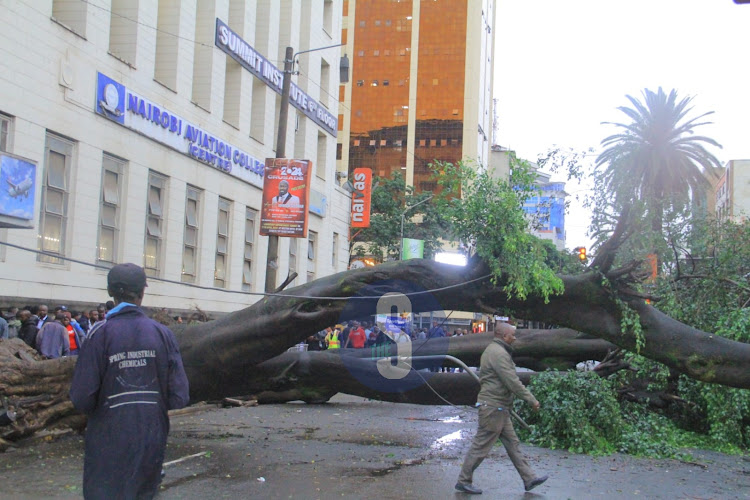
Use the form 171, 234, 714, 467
260, 159, 312, 238
350, 167, 372, 228
0, 152, 36, 229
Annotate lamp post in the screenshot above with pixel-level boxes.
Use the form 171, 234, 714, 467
399, 195, 433, 261
265, 44, 348, 292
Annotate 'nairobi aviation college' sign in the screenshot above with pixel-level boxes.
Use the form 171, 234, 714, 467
95, 72, 264, 188
215, 18, 338, 137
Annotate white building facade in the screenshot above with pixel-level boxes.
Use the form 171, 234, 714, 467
0, 0, 350, 315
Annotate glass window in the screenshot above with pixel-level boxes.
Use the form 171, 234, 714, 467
243, 207, 257, 288
144, 172, 167, 276
98, 155, 124, 266
307, 231, 317, 282
0, 113, 11, 152
38, 133, 73, 264
357, 80, 364, 86
215, 197, 231, 287
182, 186, 202, 282
332, 233, 338, 268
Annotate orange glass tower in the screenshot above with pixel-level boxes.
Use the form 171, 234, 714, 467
338, 0, 496, 192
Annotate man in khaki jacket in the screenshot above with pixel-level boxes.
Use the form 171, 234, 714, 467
455, 322, 549, 494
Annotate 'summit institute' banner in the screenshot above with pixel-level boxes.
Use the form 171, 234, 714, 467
260, 159, 312, 238
215, 18, 338, 137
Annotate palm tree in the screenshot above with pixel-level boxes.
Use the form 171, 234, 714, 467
596, 87, 722, 233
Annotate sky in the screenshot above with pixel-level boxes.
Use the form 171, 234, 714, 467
493, 0, 750, 250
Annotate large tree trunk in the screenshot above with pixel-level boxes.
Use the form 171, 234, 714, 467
178, 258, 750, 400
2, 256, 749, 443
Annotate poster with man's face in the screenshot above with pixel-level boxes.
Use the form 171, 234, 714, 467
259, 158, 312, 237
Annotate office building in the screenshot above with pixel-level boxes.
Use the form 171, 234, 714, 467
0, 0, 350, 314
715, 160, 750, 223
337, 0, 496, 190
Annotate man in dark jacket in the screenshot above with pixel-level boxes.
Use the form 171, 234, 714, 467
455, 322, 548, 495
70, 263, 190, 499
17, 310, 39, 348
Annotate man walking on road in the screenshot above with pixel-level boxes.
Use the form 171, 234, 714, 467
455, 322, 548, 494
70, 263, 190, 499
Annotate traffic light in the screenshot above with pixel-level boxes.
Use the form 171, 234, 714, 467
577, 247, 587, 261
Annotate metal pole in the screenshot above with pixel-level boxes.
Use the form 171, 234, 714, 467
264, 47, 295, 293
398, 195, 433, 261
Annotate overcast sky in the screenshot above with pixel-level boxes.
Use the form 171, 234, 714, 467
493, 0, 750, 249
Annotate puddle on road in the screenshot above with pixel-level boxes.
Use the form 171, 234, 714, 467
430, 430, 466, 450
406, 414, 464, 423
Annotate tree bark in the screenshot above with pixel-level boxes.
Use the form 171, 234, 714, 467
2, 256, 749, 443
178, 258, 750, 400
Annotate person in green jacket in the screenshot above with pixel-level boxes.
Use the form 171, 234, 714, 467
455, 322, 549, 495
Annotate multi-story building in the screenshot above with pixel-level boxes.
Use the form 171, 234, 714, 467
0, 0, 350, 315
489, 146, 567, 251
715, 160, 750, 223
337, 0, 496, 190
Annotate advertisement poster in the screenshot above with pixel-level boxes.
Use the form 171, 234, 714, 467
260, 158, 312, 237
401, 238, 424, 260
0, 152, 36, 229
350, 167, 372, 228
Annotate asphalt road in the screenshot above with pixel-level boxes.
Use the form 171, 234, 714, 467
1, 395, 748, 499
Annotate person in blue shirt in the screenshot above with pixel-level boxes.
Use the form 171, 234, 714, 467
70, 263, 190, 499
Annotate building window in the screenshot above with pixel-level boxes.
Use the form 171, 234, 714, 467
243, 207, 257, 289
374, 20, 381, 26
289, 239, 297, 281
371, 80, 378, 86
182, 186, 202, 283
317, 132, 327, 179
336, 143, 343, 160
357, 80, 364, 86
154, 0, 180, 89
215, 197, 231, 287
109, 0, 138, 65
358, 50, 364, 57
52, 0, 87, 37
359, 20, 365, 27
144, 171, 167, 276
97, 155, 125, 266
385, 20, 392, 27
332, 232, 339, 269
38, 133, 73, 264
323, 0, 333, 34
191, 0, 215, 110
373, 50, 380, 56
0, 113, 11, 152
320, 59, 331, 108
353, 139, 360, 147
383, 80, 389, 86
384, 49, 391, 56
307, 230, 317, 282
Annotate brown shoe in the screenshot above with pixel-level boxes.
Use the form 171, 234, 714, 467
524, 475, 548, 491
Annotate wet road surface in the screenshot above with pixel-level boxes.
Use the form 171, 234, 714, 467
1, 395, 748, 499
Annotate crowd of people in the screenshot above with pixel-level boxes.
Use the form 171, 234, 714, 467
0, 302, 207, 359
303, 319, 484, 352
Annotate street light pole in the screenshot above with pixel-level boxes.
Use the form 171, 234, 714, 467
264, 47, 295, 292
265, 44, 347, 292
399, 195, 433, 261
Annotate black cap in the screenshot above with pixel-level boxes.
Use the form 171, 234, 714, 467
108, 263, 148, 292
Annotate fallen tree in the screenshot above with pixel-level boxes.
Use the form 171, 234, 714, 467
2, 246, 749, 445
